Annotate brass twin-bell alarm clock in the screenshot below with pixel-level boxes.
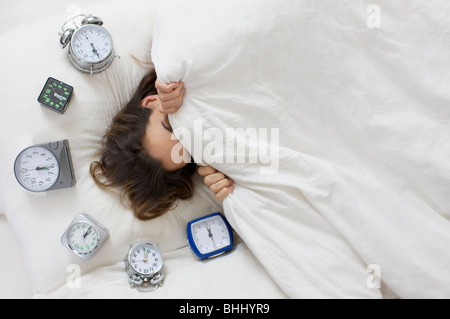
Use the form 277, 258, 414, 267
59, 14, 120, 75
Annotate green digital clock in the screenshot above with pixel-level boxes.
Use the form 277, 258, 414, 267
37, 77, 73, 114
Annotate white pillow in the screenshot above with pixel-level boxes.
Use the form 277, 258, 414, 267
0, 0, 223, 294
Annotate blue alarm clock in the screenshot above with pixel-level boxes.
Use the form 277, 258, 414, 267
187, 212, 234, 260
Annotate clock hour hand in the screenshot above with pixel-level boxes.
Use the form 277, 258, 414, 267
90, 42, 101, 58
35, 166, 52, 171
206, 225, 213, 238
82, 227, 92, 239
54, 93, 67, 101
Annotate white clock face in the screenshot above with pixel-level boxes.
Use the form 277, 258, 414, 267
68, 222, 99, 255
191, 215, 231, 254
129, 244, 163, 275
14, 146, 60, 192
71, 25, 112, 63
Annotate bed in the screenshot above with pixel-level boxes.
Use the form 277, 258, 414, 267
1, 0, 449, 299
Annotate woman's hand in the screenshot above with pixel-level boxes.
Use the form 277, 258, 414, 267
198, 166, 234, 202
155, 79, 185, 114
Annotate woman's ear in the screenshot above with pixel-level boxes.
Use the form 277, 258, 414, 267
141, 95, 159, 109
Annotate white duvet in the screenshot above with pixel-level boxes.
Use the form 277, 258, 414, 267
153, 0, 450, 298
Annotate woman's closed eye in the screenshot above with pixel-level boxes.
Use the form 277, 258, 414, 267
161, 120, 173, 133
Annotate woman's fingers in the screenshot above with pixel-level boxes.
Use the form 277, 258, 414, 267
198, 166, 218, 177
215, 185, 235, 202
156, 79, 185, 114
159, 90, 184, 114
198, 166, 234, 202
155, 79, 180, 93
159, 85, 184, 103
203, 172, 227, 187
209, 178, 234, 194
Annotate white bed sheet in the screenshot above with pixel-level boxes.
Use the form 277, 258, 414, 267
0, 216, 33, 298
34, 241, 286, 299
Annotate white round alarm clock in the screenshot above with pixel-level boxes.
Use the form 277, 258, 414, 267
125, 242, 164, 291
60, 14, 119, 75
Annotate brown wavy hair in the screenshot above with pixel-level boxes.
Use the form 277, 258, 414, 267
90, 68, 196, 220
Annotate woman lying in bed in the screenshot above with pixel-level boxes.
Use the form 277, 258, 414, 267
90, 68, 234, 220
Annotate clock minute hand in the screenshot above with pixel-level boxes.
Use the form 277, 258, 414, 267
144, 248, 148, 262
206, 225, 217, 248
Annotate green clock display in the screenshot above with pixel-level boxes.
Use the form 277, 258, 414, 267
37, 77, 73, 114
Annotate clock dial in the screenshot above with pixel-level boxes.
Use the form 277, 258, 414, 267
129, 244, 163, 276
41, 80, 71, 110
68, 222, 99, 255
14, 146, 60, 192
191, 215, 231, 254
38, 78, 73, 113
61, 214, 109, 260
71, 25, 112, 63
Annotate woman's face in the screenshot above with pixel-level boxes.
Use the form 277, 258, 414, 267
142, 95, 190, 172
